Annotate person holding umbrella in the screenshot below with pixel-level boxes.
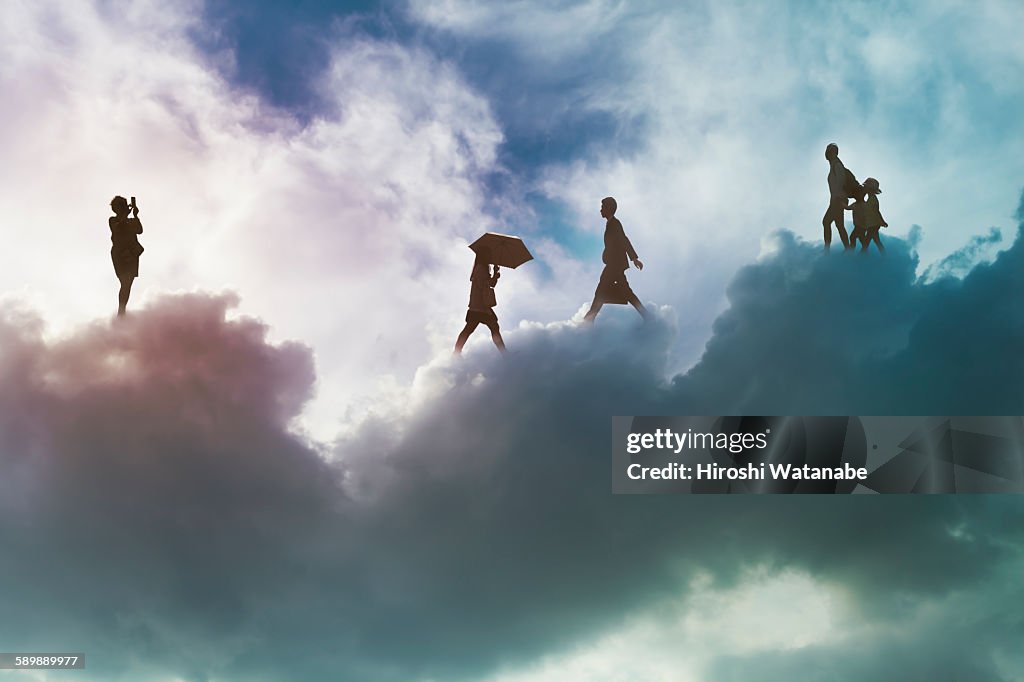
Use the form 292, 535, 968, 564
453, 233, 533, 355
583, 196, 648, 323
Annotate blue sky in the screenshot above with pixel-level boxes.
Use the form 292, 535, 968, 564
0, 1, 1022, 680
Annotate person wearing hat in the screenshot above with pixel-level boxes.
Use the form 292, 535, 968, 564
848, 177, 887, 252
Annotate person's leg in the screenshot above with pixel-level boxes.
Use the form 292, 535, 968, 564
822, 207, 833, 250
833, 200, 850, 248
619, 274, 648, 320
823, 201, 850, 250
626, 293, 649, 319
454, 321, 480, 354
584, 267, 614, 322
849, 225, 863, 248
872, 229, 885, 253
117, 275, 134, 316
859, 227, 871, 251
483, 319, 506, 353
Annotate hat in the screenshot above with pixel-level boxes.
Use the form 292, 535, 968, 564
863, 177, 881, 194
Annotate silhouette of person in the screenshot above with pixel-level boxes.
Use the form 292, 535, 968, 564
822, 143, 851, 251
108, 195, 144, 316
454, 246, 506, 354
847, 177, 887, 252
583, 197, 648, 323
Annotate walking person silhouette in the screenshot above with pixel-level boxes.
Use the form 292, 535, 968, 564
583, 197, 648, 323
108, 195, 144, 316
823, 143, 852, 251
454, 245, 506, 354
847, 177, 887, 252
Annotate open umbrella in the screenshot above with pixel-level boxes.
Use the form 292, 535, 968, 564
469, 232, 533, 269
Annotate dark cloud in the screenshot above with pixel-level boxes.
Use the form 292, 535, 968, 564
193, 0, 383, 116
0, 294, 341, 678
674, 215, 1023, 416
2, 200, 1023, 680
707, 591, 1024, 682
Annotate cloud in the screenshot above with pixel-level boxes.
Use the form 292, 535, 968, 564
0, 293, 336, 677
410, 0, 627, 63
408, 0, 1024, 371
0, 0, 512, 442
5, 0, 1021, 449
704, 569, 1024, 682
674, 216, 1024, 415
922, 226, 1003, 281
2, 5, 1023, 678
483, 568, 840, 682
3, 193, 1023, 680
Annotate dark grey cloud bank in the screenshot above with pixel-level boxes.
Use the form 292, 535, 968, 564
679, 210, 1022, 416
1, 201, 1022, 680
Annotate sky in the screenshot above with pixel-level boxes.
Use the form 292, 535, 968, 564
0, 1, 1022, 680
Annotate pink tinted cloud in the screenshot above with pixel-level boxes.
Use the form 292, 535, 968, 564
1, 241, 1022, 681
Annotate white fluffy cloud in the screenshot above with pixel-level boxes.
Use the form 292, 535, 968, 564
2, 216, 1023, 679
6, 0, 1021, 441
410, 0, 1024, 371
0, 0, 514, 440
3, 3, 1024, 681
484, 569, 841, 682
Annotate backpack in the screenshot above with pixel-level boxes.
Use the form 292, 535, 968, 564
843, 168, 863, 199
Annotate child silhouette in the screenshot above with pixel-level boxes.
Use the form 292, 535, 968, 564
454, 246, 506, 354
847, 177, 887, 252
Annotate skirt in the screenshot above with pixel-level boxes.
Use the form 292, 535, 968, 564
595, 267, 634, 305
112, 250, 140, 279
466, 308, 499, 326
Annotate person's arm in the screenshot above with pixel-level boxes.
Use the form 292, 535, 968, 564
130, 199, 143, 234
625, 240, 643, 270
618, 221, 643, 269
623, 234, 639, 263
490, 265, 500, 287
830, 158, 847, 192
871, 196, 887, 227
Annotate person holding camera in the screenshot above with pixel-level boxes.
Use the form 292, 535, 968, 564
108, 195, 144, 317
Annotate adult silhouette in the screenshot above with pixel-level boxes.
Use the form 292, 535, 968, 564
454, 245, 506, 354
108, 195, 144, 316
583, 197, 648, 323
822, 143, 851, 251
